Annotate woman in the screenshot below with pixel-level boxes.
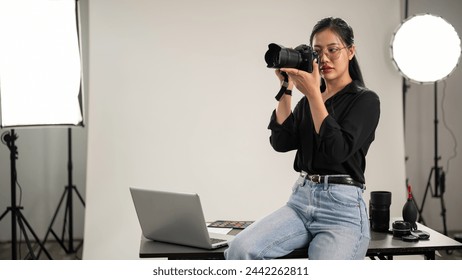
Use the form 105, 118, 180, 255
225, 17, 380, 260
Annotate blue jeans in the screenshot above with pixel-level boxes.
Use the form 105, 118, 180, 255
224, 175, 370, 260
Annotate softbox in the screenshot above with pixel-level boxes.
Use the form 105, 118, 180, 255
0, 0, 84, 128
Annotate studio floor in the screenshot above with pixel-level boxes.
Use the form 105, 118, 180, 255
0, 240, 83, 260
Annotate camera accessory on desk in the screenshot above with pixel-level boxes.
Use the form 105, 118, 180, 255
396, 185, 430, 241
370, 186, 429, 242
370, 191, 392, 232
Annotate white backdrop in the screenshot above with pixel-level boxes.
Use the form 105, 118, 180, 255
84, 0, 405, 259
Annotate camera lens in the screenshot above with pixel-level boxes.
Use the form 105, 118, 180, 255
369, 191, 392, 232
264, 43, 302, 69
276, 48, 302, 68
392, 220, 411, 237
265, 43, 318, 73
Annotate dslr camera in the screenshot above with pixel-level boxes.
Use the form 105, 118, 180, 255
264, 43, 319, 73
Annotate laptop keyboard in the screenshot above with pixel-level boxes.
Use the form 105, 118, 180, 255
208, 220, 254, 229
210, 238, 227, 244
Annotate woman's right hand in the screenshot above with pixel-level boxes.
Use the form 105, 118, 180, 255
275, 69, 294, 90
274, 69, 293, 124
280, 56, 321, 99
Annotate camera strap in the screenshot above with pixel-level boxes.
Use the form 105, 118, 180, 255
275, 71, 289, 101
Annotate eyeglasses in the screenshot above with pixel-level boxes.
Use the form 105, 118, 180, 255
314, 45, 349, 60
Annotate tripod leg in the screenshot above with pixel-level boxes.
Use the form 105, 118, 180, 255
440, 193, 448, 236
70, 185, 85, 253
54, 189, 75, 254
60, 192, 71, 251
439, 169, 448, 236
17, 211, 53, 259
72, 185, 86, 207
74, 239, 84, 252
37, 188, 67, 258
45, 185, 82, 255
43, 189, 67, 241
68, 184, 74, 253
50, 227, 67, 251
58, 185, 85, 254
50, 188, 72, 253
418, 168, 434, 225
15, 213, 37, 259
0, 208, 11, 220
70, 186, 85, 253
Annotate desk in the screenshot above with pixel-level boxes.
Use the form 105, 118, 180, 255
367, 223, 461, 260
139, 223, 462, 260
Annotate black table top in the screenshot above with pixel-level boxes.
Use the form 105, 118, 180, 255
139, 223, 462, 259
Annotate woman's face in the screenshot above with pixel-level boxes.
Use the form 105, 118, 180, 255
312, 28, 355, 83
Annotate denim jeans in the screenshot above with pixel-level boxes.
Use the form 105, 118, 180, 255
224, 175, 370, 260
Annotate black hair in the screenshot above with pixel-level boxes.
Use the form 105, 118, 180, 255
310, 17, 365, 87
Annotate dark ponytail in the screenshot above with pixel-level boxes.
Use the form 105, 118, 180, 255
310, 17, 365, 87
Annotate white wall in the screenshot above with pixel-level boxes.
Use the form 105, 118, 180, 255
83, 0, 405, 259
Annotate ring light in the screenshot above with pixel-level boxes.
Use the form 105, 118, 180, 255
391, 14, 461, 83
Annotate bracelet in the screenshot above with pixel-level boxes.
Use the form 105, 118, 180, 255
284, 89, 292, 96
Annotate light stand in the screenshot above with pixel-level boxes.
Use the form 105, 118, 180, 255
39, 128, 85, 257
417, 82, 448, 235
0, 130, 52, 259
400, 0, 422, 222
391, 13, 460, 236
0, 0, 85, 259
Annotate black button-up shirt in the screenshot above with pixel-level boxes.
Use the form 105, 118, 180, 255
268, 80, 380, 184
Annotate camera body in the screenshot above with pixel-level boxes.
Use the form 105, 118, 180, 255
264, 43, 319, 73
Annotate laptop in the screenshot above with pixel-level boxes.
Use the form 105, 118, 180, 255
129, 187, 234, 249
